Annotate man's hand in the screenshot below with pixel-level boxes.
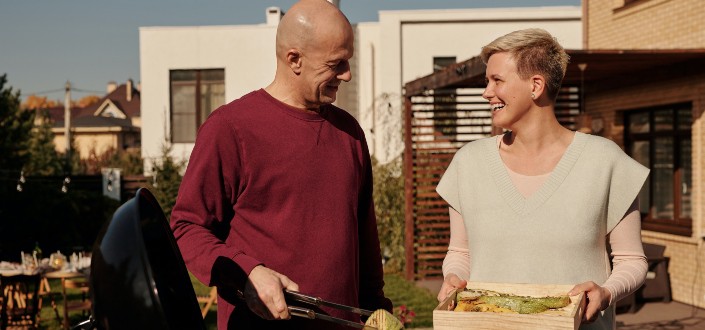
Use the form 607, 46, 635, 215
244, 265, 300, 320
569, 281, 611, 324
437, 273, 467, 302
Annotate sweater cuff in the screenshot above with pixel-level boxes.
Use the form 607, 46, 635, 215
232, 253, 262, 276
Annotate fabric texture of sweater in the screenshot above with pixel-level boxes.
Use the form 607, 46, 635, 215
171, 89, 391, 329
436, 132, 649, 330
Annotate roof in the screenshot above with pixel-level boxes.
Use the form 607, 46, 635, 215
404, 49, 705, 96
42, 82, 140, 123
84, 83, 140, 118
55, 116, 134, 129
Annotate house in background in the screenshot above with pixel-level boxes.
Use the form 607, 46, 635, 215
402, 0, 705, 309
51, 80, 141, 159
138, 1, 581, 172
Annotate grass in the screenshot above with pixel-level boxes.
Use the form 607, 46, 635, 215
193, 272, 438, 329
36, 273, 437, 329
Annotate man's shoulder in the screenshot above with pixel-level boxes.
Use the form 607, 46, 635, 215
209, 90, 267, 120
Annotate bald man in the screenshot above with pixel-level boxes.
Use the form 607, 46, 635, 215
170, 0, 393, 328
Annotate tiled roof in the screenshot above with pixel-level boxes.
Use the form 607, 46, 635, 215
42, 81, 140, 123
84, 83, 140, 118
54, 116, 134, 128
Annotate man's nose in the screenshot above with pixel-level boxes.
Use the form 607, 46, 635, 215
338, 63, 352, 82
338, 70, 351, 82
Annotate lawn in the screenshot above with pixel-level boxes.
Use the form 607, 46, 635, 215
194, 272, 439, 329
37, 273, 438, 329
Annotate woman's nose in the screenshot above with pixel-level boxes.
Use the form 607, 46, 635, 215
482, 86, 493, 100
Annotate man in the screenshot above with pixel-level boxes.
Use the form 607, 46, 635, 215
170, 1, 392, 329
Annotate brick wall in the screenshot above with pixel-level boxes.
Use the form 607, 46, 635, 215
587, 0, 705, 49
585, 0, 705, 309
584, 61, 705, 307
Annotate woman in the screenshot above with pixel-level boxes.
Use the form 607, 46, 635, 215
435, 28, 649, 329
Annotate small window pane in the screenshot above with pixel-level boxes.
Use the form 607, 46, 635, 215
200, 82, 225, 123
172, 114, 196, 142
201, 69, 225, 81
171, 70, 197, 81
652, 137, 673, 219
433, 57, 456, 72
678, 108, 692, 130
628, 112, 649, 133
654, 109, 673, 132
680, 139, 692, 218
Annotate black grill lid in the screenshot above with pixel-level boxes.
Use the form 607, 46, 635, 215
90, 188, 205, 329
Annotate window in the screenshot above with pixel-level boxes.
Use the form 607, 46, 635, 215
624, 103, 692, 236
170, 69, 225, 143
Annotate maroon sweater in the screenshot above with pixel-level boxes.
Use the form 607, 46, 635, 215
171, 89, 391, 329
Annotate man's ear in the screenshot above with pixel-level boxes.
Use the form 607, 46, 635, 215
287, 49, 302, 74
530, 74, 546, 99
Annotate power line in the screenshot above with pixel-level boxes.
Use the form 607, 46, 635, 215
25, 86, 105, 96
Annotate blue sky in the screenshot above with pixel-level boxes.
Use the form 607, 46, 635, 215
0, 0, 580, 101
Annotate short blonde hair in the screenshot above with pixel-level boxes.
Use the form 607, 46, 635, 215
480, 28, 569, 100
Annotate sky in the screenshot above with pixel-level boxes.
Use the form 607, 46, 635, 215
0, 0, 580, 101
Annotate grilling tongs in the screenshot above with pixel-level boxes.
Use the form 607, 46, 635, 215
285, 290, 376, 329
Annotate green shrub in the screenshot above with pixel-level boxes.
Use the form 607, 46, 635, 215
372, 156, 405, 273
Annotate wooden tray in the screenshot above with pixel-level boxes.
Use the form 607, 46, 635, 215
433, 282, 584, 330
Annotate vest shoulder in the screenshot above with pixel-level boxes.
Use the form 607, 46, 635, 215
456, 136, 496, 155
581, 133, 624, 157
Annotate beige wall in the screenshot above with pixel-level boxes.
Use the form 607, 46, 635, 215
587, 0, 705, 49
585, 0, 705, 308
53, 129, 140, 159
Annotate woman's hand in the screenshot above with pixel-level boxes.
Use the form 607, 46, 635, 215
569, 281, 611, 323
437, 273, 467, 302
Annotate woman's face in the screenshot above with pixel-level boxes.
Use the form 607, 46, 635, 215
482, 52, 533, 129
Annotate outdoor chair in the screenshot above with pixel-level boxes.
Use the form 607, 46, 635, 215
615, 242, 672, 314
0, 273, 42, 329
197, 287, 218, 318
642, 243, 672, 303
60, 276, 91, 330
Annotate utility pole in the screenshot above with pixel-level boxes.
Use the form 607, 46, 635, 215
64, 81, 71, 171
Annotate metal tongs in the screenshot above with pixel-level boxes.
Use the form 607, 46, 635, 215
285, 290, 376, 329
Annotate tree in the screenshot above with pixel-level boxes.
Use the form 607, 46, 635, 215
81, 145, 143, 176
21, 94, 59, 110
25, 109, 63, 176
149, 144, 185, 220
0, 74, 34, 172
77, 95, 100, 108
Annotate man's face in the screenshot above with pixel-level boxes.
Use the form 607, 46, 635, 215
300, 28, 353, 107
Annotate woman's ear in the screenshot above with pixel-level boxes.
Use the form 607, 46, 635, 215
287, 49, 302, 75
530, 75, 546, 99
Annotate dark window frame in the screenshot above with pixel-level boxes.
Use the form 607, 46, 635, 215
624, 102, 692, 236
169, 68, 225, 143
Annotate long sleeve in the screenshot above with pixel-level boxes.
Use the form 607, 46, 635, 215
603, 199, 648, 306
442, 207, 471, 280
170, 112, 261, 291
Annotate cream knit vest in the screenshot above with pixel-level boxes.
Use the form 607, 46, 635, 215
437, 132, 649, 330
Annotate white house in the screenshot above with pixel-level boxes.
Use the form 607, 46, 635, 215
139, 4, 581, 171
